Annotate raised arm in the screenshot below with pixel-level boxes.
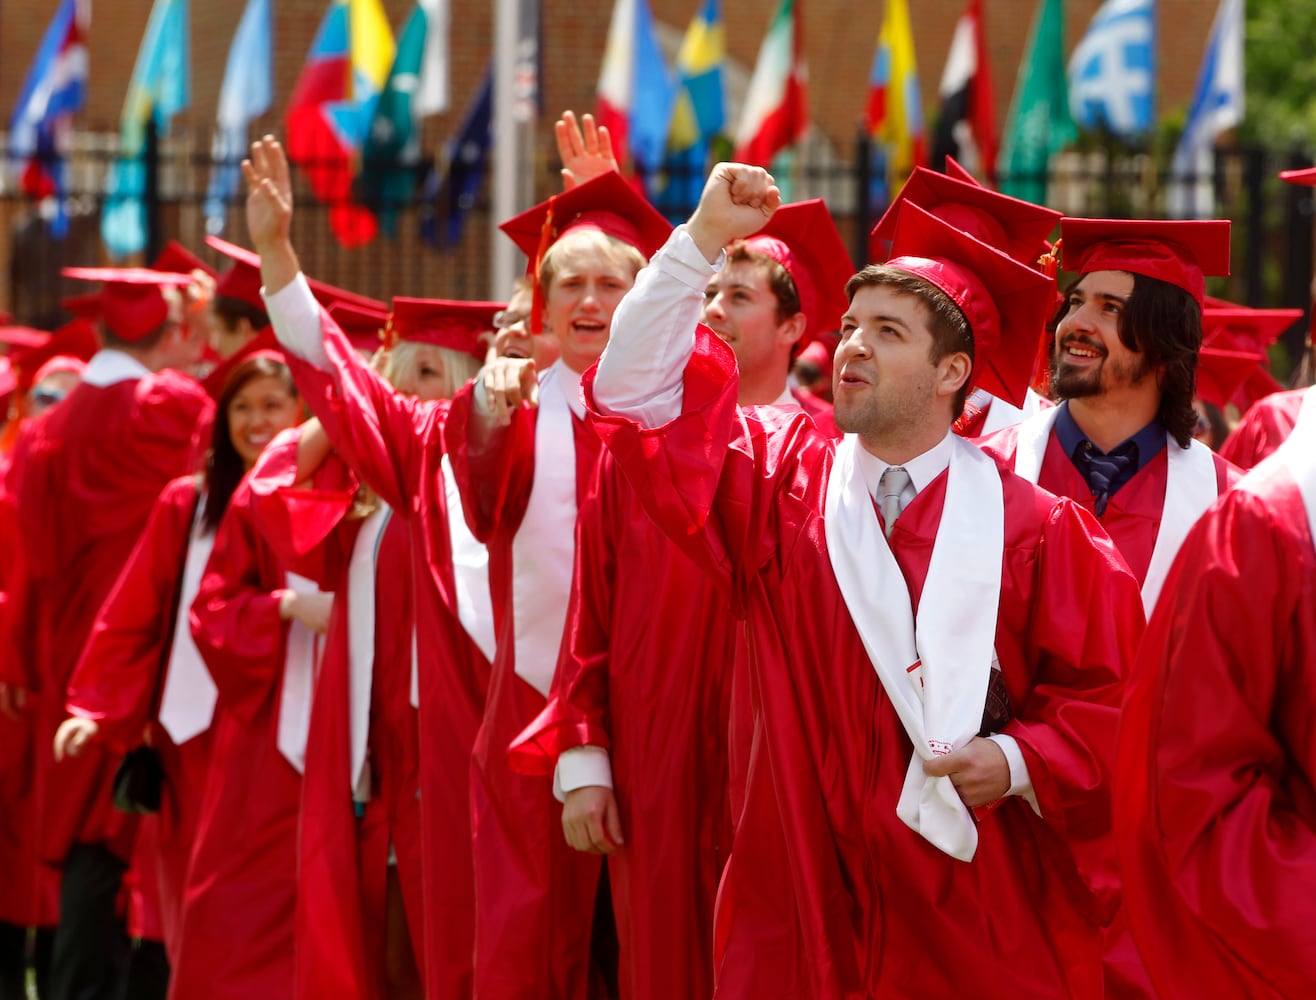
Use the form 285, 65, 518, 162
246, 135, 432, 512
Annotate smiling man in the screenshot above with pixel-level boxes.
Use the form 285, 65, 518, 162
979, 219, 1240, 617
581, 164, 1144, 998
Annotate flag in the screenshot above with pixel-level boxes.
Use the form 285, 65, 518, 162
930, 0, 996, 183
357, 0, 450, 238
1168, 0, 1243, 218
660, 0, 725, 214
421, 65, 493, 250
865, 0, 927, 183
9, 0, 90, 239
597, 0, 677, 180
997, 0, 1075, 204
203, 0, 273, 237
101, 0, 190, 259
1068, 0, 1157, 139
733, 0, 808, 165
285, 0, 395, 247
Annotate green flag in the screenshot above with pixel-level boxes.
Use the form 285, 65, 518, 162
357, 3, 431, 238
997, 0, 1075, 204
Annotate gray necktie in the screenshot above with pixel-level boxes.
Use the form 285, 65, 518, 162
879, 466, 912, 539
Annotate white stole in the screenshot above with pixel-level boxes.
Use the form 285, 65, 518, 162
825, 434, 1004, 862
1011, 406, 1220, 614
1275, 388, 1316, 545
509, 361, 581, 698
978, 387, 1046, 436
346, 505, 389, 801
157, 497, 218, 746
277, 572, 325, 774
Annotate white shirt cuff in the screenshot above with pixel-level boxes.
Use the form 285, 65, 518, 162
262, 273, 329, 368
552, 746, 613, 802
985, 733, 1040, 816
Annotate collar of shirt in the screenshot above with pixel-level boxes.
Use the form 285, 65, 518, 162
855, 431, 954, 502
1053, 400, 1167, 475
82, 349, 151, 388
554, 361, 587, 420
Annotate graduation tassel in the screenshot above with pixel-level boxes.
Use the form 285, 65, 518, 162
1031, 238, 1063, 398
529, 195, 558, 336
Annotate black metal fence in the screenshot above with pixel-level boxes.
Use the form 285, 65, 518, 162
3, 131, 1312, 373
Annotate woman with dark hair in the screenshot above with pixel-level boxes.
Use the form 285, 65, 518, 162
53, 354, 302, 997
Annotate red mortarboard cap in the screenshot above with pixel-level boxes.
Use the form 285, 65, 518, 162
1059, 218, 1231, 308
385, 298, 503, 361
11, 319, 99, 396
871, 166, 1060, 267
205, 236, 387, 313
200, 328, 284, 401
61, 267, 193, 342
942, 156, 979, 185
1194, 346, 1269, 410
741, 200, 853, 345
327, 301, 390, 352
212, 258, 265, 312
0, 327, 52, 353
1201, 307, 1303, 352
499, 171, 673, 263
152, 240, 216, 279
1279, 167, 1316, 186
885, 202, 1057, 408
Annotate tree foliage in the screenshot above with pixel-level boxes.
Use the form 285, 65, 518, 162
1238, 0, 1316, 151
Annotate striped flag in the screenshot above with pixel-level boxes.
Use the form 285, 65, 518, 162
866, 0, 927, 183
597, 0, 677, 180
930, 0, 996, 182
733, 0, 808, 166
9, 0, 90, 238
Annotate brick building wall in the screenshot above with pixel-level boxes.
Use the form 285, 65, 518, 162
0, 0, 1215, 308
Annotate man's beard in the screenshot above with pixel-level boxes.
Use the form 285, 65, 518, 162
1050, 336, 1151, 399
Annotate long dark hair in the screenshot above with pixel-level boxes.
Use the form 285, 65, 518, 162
201, 356, 297, 533
1121, 274, 1202, 448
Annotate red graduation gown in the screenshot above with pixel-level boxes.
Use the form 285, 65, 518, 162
244, 442, 425, 1000
176, 436, 313, 1000
64, 475, 212, 957
444, 379, 605, 1000
583, 330, 1144, 999
978, 422, 1238, 588
280, 313, 491, 998
509, 447, 738, 1000
1219, 386, 1305, 470
6, 369, 210, 868
0, 459, 58, 928
1115, 459, 1316, 998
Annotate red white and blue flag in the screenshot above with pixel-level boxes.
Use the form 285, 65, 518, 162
9, 0, 90, 237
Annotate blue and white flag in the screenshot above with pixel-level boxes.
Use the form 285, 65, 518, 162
101, 0, 190, 259
9, 0, 90, 238
204, 0, 272, 236
1068, 0, 1156, 139
1168, 0, 1243, 218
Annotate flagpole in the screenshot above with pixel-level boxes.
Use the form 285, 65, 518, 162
491, 0, 519, 299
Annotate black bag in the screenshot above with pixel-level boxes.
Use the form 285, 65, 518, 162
112, 745, 165, 815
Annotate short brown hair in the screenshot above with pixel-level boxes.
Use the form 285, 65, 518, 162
845, 264, 974, 415
726, 242, 801, 322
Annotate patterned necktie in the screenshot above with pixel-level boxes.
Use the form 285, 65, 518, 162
1077, 440, 1137, 516
879, 466, 913, 539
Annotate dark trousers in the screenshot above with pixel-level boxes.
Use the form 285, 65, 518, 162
119, 939, 168, 1000
48, 845, 129, 1000
0, 922, 53, 1000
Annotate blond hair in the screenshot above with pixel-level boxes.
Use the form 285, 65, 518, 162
378, 340, 482, 400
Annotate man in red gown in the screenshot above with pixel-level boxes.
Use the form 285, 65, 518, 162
2, 268, 211, 1000
978, 219, 1239, 615
508, 199, 852, 999
1115, 389, 1316, 998
577, 164, 1143, 998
